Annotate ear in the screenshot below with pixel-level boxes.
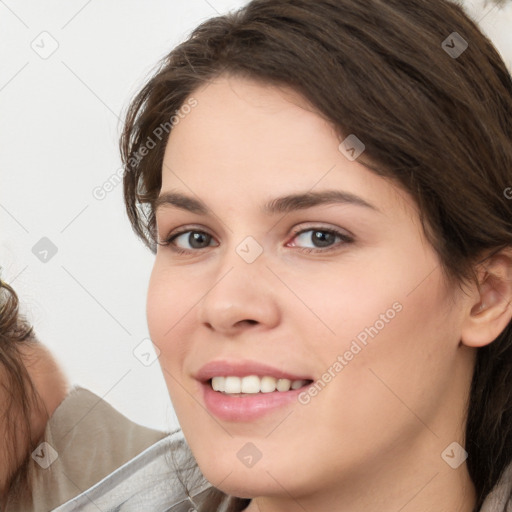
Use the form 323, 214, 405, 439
460, 247, 512, 348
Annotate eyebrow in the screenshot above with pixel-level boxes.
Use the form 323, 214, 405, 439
154, 189, 380, 216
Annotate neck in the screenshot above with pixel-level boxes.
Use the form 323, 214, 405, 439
244, 435, 477, 512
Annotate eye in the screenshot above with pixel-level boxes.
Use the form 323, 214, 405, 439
157, 228, 217, 254
157, 225, 353, 255
288, 227, 354, 253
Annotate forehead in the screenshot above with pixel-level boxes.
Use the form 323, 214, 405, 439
160, 75, 415, 220
165, 75, 334, 160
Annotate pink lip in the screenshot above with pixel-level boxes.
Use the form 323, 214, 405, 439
199, 381, 310, 422
195, 359, 311, 382
194, 359, 313, 422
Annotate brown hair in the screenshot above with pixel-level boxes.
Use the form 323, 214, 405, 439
120, 0, 512, 510
0, 275, 45, 498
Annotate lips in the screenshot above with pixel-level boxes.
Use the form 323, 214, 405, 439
195, 359, 312, 383
193, 359, 314, 421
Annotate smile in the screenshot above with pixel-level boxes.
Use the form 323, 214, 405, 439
211, 375, 311, 394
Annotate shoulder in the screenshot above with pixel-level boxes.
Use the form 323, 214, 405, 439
4, 386, 171, 511
52, 429, 212, 512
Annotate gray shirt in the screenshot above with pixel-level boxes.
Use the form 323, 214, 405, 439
52, 433, 212, 512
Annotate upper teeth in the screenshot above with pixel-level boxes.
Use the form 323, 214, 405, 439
211, 375, 309, 394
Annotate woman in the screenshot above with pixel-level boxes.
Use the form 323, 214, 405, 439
117, 0, 512, 511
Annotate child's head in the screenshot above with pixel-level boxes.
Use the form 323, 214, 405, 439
0, 277, 68, 502
121, 1, 512, 510
0, 276, 41, 497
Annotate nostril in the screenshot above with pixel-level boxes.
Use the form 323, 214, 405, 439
236, 319, 258, 326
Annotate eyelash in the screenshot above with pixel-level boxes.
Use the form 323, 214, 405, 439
157, 226, 354, 255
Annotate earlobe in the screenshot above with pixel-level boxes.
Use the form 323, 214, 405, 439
460, 250, 512, 348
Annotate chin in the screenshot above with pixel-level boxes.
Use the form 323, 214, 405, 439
187, 440, 291, 492
202, 468, 290, 500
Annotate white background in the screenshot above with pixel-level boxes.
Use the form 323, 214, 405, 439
1, 0, 511, 432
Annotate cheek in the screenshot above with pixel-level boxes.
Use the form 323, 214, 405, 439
146, 262, 190, 366
303, 248, 455, 404
146, 273, 194, 420
288, 255, 407, 362
146, 268, 167, 343
331, 269, 457, 427
146, 258, 188, 329
326, 244, 447, 351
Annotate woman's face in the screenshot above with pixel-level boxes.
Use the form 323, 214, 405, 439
147, 75, 476, 506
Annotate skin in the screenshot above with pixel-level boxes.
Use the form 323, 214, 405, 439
147, 75, 512, 512
20, 342, 70, 443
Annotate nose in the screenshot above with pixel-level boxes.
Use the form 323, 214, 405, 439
197, 247, 280, 335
